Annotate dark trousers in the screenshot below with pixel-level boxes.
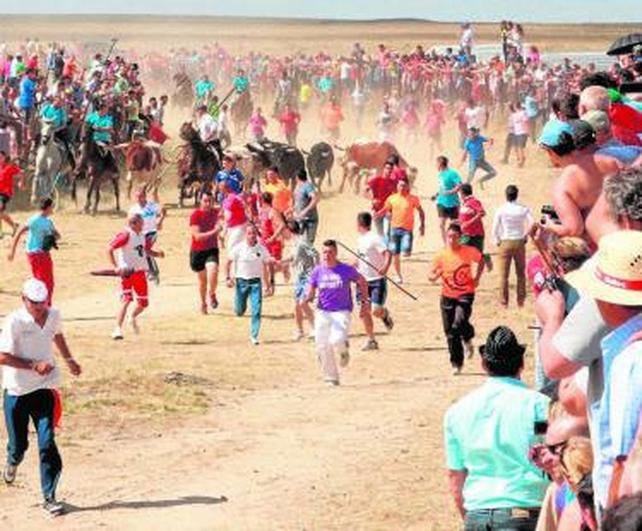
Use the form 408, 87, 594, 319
440, 294, 475, 368
4, 389, 62, 500
464, 507, 539, 530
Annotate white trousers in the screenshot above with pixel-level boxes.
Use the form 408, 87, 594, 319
314, 310, 351, 383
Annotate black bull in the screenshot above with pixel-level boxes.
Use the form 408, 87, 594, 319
246, 140, 305, 188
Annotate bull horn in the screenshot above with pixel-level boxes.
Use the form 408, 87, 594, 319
301, 149, 310, 156
333, 144, 346, 152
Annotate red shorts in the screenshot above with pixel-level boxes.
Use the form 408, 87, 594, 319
264, 240, 283, 261
27, 252, 54, 306
121, 270, 148, 307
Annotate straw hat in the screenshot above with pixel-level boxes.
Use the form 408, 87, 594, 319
565, 231, 642, 306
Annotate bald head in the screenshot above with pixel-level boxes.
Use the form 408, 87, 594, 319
579, 85, 610, 115
545, 414, 589, 446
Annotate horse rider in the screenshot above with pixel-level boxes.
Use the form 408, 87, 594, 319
40, 95, 75, 169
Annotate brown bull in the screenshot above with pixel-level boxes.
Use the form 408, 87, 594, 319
337, 141, 407, 193
117, 140, 164, 202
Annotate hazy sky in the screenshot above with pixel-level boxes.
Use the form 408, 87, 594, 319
2, 0, 641, 23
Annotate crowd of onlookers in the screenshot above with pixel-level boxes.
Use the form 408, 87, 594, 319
443, 35, 642, 530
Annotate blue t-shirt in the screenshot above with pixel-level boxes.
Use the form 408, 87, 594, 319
195, 80, 215, 98
294, 182, 318, 221
40, 104, 67, 129
85, 112, 114, 143
215, 168, 244, 194
26, 214, 55, 253
436, 168, 462, 208
464, 136, 488, 161
18, 77, 36, 109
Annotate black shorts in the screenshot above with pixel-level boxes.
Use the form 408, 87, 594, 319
513, 134, 528, 148
437, 204, 459, 220
190, 248, 219, 272
0, 193, 9, 210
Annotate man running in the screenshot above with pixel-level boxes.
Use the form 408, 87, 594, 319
458, 183, 492, 271
220, 181, 249, 251
429, 223, 485, 375
108, 213, 165, 339
8, 197, 59, 306
1, 278, 81, 516
128, 187, 166, 284
365, 160, 397, 238
356, 212, 394, 351
0, 150, 25, 237
190, 191, 223, 314
305, 239, 370, 386
461, 127, 497, 187
225, 225, 273, 346
432, 156, 462, 244
376, 179, 425, 284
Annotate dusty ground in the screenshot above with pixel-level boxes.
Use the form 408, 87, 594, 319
0, 15, 594, 531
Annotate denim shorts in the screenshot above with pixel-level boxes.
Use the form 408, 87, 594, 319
359, 278, 387, 307
388, 228, 413, 255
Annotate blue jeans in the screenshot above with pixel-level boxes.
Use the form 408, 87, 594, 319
235, 278, 263, 339
4, 389, 62, 500
388, 227, 413, 255
467, 157, 497, 185
374, 214, 391, 245
464, 508, 539, 530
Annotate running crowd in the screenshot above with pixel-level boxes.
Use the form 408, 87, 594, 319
1, 26, 642, 530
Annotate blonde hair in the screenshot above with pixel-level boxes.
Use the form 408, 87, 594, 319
562, 436, 593, 490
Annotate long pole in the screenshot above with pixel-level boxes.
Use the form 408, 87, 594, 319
337, 240, 418, 301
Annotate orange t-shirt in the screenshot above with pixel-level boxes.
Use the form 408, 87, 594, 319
384, 192, 421, 231
264, 179, 292, 213
432, 245, 482, 298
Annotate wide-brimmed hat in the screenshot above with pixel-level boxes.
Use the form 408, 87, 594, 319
565, 231, 642, 306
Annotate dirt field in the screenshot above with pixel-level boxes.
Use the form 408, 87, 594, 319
0, 15, 614, 531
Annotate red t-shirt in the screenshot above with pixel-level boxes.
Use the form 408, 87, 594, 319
190, 208, 219, 252
223, 193, 247, 228
458, 196, 485, 237
0, 164, 21, 197
367, 175, 398, 211
279, 111, 300, 134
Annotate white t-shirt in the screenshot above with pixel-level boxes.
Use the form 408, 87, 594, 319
357, 231, 387, 282
197, 113, 217, 142
1, 307, 62, 396
509, 110, 530, 136
464, 106, 486, 130
230, 241, 271, 280
128, 201, 160, 235
109, 228, 148, 271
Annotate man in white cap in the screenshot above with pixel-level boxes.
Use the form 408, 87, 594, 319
0, 278, 81, 516
564, 230, 642, 510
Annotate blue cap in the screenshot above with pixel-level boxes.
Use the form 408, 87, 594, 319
538, 119, 573, 147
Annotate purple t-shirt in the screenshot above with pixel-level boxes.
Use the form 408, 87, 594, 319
309, 263, 360, 312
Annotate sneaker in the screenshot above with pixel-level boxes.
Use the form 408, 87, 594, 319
382, 310, 394, 331
307, 329, 316, 340
361, 339, 379, 351
111, 327, 124, 340
43, 498, 65, 516
129, 316, 140, 335
464, 340, 474, 359
339, 348, 350, 368
250, 336, 259, 346
293, 329, 305, 341
393, 275, 403, 285
210, 293, 219, 310
325, 379, 340, 387
3, 463, 17, 484
452, 366, 462, 376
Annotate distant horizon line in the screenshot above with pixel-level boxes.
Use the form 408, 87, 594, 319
1, 13, 640, 24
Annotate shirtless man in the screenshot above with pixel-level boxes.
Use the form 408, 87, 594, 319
538, 119, 621, 243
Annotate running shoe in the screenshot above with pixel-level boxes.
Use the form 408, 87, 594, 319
361, 339, 379, 351
452, 365, 462, 376
43, 497, 65, 516
250, 336, 259, 346
293, 329, 305, 341
3, 462, 17, 484
325, 379, 340, 387
111, 327, 124, 340
382, 310, 394, 331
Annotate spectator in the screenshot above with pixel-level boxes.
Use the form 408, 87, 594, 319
492, 185, 534, 308
444, 326, 550, 527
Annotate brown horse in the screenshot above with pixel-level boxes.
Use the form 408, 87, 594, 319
230, 91, 253, 138
176, 122, 222, 207
73, 126, 120, 215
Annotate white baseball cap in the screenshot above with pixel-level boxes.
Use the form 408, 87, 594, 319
22, 278, 49, 303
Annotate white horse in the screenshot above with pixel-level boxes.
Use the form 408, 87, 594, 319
32, 121, 69, 204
